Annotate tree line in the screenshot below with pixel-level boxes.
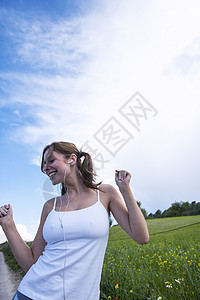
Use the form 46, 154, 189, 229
147, 201, 200, 219
110, 201, 200, 225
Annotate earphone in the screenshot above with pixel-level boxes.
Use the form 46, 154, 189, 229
68, 160, 73, 164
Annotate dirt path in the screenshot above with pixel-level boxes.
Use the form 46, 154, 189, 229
0, 252, 22, 300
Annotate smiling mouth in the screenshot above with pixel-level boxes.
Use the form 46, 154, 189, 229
48, 171, 57, 179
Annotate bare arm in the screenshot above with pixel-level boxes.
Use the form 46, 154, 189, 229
0, 202, 50, 272
108, 170, 149, 244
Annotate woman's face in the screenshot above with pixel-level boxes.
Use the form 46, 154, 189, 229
43, 149, 69, 185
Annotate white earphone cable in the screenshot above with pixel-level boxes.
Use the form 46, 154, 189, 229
58, 164, 71, 300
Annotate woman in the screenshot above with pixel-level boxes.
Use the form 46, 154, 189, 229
0, 141, 149, 300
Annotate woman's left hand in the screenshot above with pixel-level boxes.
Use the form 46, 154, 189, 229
115, 170, 131, 189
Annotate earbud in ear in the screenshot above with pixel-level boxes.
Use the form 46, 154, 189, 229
68, 160, 73, 164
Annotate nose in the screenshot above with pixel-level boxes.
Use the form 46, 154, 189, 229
43, 163, 50, 173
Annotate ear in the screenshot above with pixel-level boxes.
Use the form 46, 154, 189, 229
67, 153, 77, 165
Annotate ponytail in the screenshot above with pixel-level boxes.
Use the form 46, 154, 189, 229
76, 150, 102, 191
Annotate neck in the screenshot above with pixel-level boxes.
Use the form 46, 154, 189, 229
63, 173, 88, 197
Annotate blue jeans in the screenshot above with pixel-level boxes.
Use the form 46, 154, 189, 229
12, 291, 32, 300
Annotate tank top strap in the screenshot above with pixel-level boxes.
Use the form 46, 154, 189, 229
53, 197, 57, 210
97, 188, 100, 202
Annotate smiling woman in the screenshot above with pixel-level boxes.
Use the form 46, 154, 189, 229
0, 141, 149, 300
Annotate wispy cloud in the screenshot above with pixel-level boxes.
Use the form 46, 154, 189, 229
0, 8, 88, 71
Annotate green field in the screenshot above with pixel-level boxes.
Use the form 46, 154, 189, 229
100, 215, 200, 300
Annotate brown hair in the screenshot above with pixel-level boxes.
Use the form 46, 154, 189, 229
41, 141, 102, 195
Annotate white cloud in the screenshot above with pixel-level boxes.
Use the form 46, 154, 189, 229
16, 224, 34, 242
0, 224, 33, 244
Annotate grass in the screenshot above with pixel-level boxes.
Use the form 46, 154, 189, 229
108, 215, 200, 249
100, 215, 200, 300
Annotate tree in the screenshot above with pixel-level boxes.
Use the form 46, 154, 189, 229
148, 213, 153, 218
141, 208, 148, 219
137, 201, 148, 219
163, 202, 182, 217
153, 209, 162, 218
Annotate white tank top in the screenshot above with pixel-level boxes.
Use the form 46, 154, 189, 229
18, 189, 109, 300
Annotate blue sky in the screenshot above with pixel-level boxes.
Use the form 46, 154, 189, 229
1, 0, 200, 243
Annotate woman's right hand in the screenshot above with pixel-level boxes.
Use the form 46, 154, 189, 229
0, 204, 13, 226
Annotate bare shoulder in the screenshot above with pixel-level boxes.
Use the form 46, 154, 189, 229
100, 183, 119, 199
98, 184, 114, 213
45, 198, 55, 208
99, 183, 123, 214
100, 183, 116, 192
99, 183, 120, 206
41, 198, 55, 221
